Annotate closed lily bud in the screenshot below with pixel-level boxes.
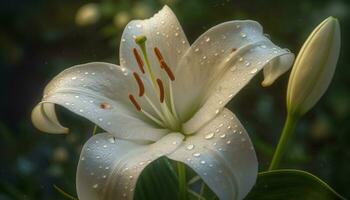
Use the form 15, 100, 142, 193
287, 17, 341, 116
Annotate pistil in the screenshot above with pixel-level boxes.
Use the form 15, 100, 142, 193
127, 35, 181, 131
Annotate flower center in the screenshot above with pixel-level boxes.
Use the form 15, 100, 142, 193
128, 35, 181, 131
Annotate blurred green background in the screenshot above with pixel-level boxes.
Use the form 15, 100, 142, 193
0, 0, 349, 199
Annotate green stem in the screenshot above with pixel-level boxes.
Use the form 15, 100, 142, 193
177, 162, 187, 200
269, 113, 298, 170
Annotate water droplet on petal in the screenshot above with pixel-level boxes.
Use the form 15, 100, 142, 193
205, 132, 215, 139
220, 134, 226, 138
205, 37, 210, 42
250, 68, 258, 74
108, 137, 115, 144
200, 160, 206, 164
129, 175, 133, 179
227, 140, 231, 144
193, 152, 201, 157
93, 184, 98, 189
186, 144, 194, 150
194, 48, 199, 52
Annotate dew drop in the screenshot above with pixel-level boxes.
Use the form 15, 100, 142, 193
194, 48, 199, 52
202, 56, 207, 60
250, 68, 258, 74
245, 62, 251, 66
186, 144, 195, 150
103, 145, 107, 148
241, 33, 247, 38
108, 137, 115, 144
193, 152, 201, 157
129, 175, 133, 179
71, 76, 77, 80
93, 184, 98, 189
81, 157, 85, 161
205, 37, 210, 42
227, 140, 231, 144
174, 32, 179, 37
220, 134, 226, 138
205, 132, 215, 139
200, 160, 206, 164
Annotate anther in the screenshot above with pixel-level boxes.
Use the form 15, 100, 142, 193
156, 79, 165, 103
154, 47, 164, 64
133, 48, 145, 74
133, 72, 145, 96
128, 94, 141, 111
160, 60, 175, 81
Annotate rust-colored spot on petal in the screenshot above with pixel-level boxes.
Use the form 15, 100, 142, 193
100, 102, 111, 109
231, 48, 237, 53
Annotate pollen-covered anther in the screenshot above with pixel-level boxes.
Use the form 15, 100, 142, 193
133, 72, 145, 96
160, 60, 175, 81
128, 94, 141, 111
156, 79, 165, 103
133, 48, 145, 74
154, 47, 164, 65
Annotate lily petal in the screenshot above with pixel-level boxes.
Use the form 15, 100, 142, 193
32, 62, 168, 142
168, 108, 257, 200
76, 132, 184, 200
119, 5, 190, 80
173, 21, 294, 133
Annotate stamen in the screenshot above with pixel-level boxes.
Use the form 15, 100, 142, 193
156, 79, 165, 103
128, 94, 141, 111
133, 72, 145, 96
161, 60, 175, 81
133, 48, 145, 74
153, 47, 164, 64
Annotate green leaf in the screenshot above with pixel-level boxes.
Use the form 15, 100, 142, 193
134, 157, 179, 200
246, 169, 345, 200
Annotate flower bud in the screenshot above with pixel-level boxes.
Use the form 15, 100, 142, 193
287, 16, 340, 116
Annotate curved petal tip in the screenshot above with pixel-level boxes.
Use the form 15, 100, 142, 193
261, 52, 295, 87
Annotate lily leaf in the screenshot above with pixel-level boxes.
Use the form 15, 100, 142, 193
246, 169, 345, 200
135, 157, 180, 200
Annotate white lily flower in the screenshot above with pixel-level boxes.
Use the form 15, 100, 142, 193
32, 6, 294, 200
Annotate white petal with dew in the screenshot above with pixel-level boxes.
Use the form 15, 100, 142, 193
32, 62, 168, 142
76, 132, 184, 200
168, 108, 258, 200
173, 21, 294, 133
119, 5, 190, 82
